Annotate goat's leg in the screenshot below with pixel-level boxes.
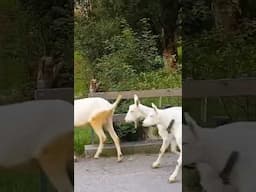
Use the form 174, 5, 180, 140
152, 137, 170, 168
40, 160, 73, 192
93, 127, 106, 159
169, 151, 182, 183
170, 135, 179, 154
147, 126, 159, 140
105, 120, 123, 162
38, 133, 73, 192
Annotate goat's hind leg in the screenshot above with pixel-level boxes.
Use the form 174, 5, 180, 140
105, 119, 123, 162
92, 126, 107, 159
38, 133, 73, 192
170, 135, 179, 154
169, 151, 182, 183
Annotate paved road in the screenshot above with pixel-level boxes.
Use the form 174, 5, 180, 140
74, 153, 181, 192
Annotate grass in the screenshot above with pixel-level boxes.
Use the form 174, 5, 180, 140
74, 126, 94, 155
0, 169, 55, 192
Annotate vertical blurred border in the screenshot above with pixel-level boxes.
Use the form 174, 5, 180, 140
0, 0, 73, 191
182, 0, 256, 191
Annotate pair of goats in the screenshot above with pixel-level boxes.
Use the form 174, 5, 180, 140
183, 113, 256, 192
75, 94, 182, 183
125, 95, 182, 183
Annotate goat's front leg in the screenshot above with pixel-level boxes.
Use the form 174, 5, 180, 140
169, 151, 182, 183
152, 136, 170, 168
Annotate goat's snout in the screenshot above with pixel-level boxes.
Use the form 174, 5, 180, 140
124, 114, 133, 123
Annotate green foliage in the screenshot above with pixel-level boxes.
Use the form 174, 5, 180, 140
183, 0, 256, 79
74, 51, 92, 97
183, 0, 213, 35
75, 16, 161, 90
75, 17, 121, 64
74, 127, 96, 155
183, 26, 256, 79
74, 0, 182, 149
115, 123, 137, 141
113, 69, 181, 91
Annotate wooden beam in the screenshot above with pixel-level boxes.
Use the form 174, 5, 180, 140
88, 88, 182, 100
35, 88, 73, 103
183, 79, 256, 98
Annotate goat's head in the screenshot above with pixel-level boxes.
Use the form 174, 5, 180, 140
125, 94, 145, 123
183, 113, 204, 165
142, 103, 159, 127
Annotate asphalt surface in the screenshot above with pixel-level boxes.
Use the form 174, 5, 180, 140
74, 153, 181, 192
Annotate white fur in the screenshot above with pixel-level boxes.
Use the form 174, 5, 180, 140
74, 97, 111, 127
142, 103, 182, 183
0, 100, 73, 192
74, 97, 122, 161
183, 113, 256, 192
195, 163, 237, 192
0, 100, 72, 166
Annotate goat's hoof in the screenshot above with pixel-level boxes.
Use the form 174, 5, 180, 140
152, 162, 160, 168
168, 177, 176, 183
117, 154, 124, 162
94, 155, 99, 159
172, 151, 180, 155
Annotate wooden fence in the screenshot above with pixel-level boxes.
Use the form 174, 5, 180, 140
183, 79, 256, 122
88, 88, 181, 124
88, 78, 256, 142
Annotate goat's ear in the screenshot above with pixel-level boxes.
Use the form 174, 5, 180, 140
151, 103, 158, 113
184, 112, 200, 139
134, 94, 140, 106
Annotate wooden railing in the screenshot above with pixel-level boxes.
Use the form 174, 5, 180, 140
88, 88, 182, 124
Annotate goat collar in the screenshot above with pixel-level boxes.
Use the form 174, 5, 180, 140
167, 119, 175, 133
219, 151, 239, 185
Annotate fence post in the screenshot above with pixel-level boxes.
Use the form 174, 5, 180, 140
35, 89, 48, 192
201, 97, 208, 123
159, 96, 162, 107
89, 79, 97, 144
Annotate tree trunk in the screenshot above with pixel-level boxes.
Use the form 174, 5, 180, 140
160, 0, 179, 72
162, 30, 177, 72
212, 0, 241, 33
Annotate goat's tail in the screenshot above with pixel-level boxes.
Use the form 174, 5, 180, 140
111, 94, 122, 112
88, 95, 122, 126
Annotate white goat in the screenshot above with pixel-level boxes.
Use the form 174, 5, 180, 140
125, 94, 178, 153
183, 112, 256, 192
142, 103, 182, 183
0, 100, 73, 192
74, 95, 123, 162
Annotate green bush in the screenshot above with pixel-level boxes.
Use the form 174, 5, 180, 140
74, 51, 92, 97
113, 69, 181, 91
184, 28, 256, 79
